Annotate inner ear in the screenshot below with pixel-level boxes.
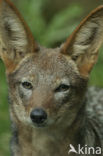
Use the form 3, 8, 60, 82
0, 0, 38, 73
1, 2, 34, 53
61, 6, 103, 76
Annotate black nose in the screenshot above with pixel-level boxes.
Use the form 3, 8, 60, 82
30, 108, 47, 124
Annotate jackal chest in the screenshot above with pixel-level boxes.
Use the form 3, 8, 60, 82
18, 130, 69, 156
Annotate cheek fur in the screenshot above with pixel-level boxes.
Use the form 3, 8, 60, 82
54, 88, 72, 108
18, 85, 32, 100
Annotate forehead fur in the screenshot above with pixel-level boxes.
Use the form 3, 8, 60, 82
8, 47, 80, 80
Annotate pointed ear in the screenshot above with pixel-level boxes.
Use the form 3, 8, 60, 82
61, 6, 103, 76
0, 0, 38, 73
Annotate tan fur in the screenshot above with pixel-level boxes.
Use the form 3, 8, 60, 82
0, 1, 103, 156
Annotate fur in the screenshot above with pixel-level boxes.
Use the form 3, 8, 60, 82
0, 1, 103, 156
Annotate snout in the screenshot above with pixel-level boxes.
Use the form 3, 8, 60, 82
30, 108, 47, 126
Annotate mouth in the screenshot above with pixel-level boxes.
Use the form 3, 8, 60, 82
32, 118, 55, 128
32, 121, 48, 128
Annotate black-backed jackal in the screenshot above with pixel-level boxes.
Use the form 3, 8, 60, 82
0, 0, 103, 155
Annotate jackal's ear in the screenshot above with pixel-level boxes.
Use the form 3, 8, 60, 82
61, 6, 103, 76
0, 0, 38, 73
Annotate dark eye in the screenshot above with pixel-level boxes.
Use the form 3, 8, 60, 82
55, 84, 70, 92
22, 81, 33, 90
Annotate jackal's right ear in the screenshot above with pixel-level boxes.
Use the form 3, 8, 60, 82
61, 6, 103, 76
0, 0, 38, 73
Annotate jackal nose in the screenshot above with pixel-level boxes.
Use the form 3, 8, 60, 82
30, 108, 47, 124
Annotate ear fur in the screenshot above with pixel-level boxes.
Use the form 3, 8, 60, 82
61, 6, 103, 76
0, 0, 38, 73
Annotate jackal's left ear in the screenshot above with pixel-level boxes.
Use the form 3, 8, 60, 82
61, 6, 103, 76
0, 0, 38, 73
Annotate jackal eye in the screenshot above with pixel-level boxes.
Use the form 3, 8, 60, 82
55, 84, 70, 92
22, 81, 33, 90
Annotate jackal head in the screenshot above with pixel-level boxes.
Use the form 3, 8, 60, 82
0, 0, 103, 128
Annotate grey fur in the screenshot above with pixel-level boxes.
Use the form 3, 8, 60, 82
0, 1, 103, 156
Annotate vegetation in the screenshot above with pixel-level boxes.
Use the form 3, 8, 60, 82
0, 0, 103, 155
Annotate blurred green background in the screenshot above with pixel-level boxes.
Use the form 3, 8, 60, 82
0, 0, 103, 155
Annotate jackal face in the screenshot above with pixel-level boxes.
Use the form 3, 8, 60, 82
0, 0, 103, 128
8, 48, 87, 128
